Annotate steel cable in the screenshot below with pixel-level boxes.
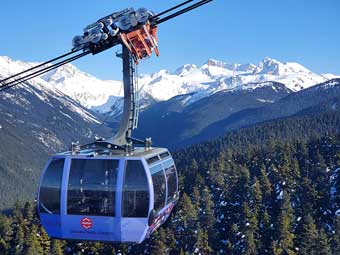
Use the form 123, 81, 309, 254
0, 51, 90, 92
0, 50, 80, 83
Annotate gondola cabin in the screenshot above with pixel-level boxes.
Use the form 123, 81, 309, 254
37, 147, 179, 243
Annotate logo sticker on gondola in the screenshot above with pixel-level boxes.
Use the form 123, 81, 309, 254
80, 217, 93, 229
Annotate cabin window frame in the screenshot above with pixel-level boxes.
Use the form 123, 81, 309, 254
149, 162, 167, 212
66, 158, 119, 217
121, 159, 150, 218
162, 158, 178, 204
159, 151, 171, 159
146, 155, 161, 165
39, 157, 65, 215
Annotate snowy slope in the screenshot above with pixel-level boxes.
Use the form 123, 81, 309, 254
0, 56, 124, 113
0, 56, 39, 77
322, 73, 340, 80
41, 64, 123, 111
0, 56, 103, 126
1, 56, 337, 113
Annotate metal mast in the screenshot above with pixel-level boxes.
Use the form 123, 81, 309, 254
108, 45, 139, 146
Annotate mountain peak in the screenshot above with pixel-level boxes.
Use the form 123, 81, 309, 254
41, 63, 82, 83
253, 57, 283, 75
0, 56, 38, 79
0, 56, 12, 63
151, 69, 171, 78
263, 56, 280, 63
253, 57, 315, 77
203, 59, 256, 73
174, 64, 197, 76
205, 59, 226, 68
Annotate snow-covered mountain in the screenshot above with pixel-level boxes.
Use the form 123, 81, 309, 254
41, 64, 123, 112
0, 56, 123, 112
139, 57, 329, 104
0, 56, 336, 114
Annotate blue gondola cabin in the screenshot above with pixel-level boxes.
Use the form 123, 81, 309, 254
37, 147, 179, 243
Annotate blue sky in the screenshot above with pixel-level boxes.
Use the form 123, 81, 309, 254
0, 0, 339, 80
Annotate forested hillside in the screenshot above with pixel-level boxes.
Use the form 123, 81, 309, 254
1, 110, 340, 254
0, 84, 111, 210
136, 79, 340, 149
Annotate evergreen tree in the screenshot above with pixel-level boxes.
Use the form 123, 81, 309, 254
192, 186, 201, 213
150, 229, 167, 255
272, 241, 282, 255
174, 193, 198, 252
249, 177, 262, 251
290, 158, 301, 180
185, 159, 199, 191
50, 239, 64, 255
295, 141, 309, 178
332, 169, 340, 214
276, 192, 295, 255
12, 220, 25, 255
251, 177, 263, 211
332, 217, 340, 255
195, 230, 212, 255
25, 225, 43, 255
0, 214, 12, 255
238, 165, 251, 202
242, 202, 258, 255
37, 226, 50, 254
311, 151, 330, 222
315, 229, 331, 255
259, 209, 273, 254
299, 177, 317, 215
228, 223, 239, 253
23, 202, 33, 224
259, 165, 273, 207
201, 187, 216, 240
165, 228, 177, 255
212, 155, 227, 188
243, 228, 256, 255
13, 203, 22, 221
296, 214, 317, 255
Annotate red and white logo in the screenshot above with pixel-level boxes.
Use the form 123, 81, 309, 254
80, 217, 93, 229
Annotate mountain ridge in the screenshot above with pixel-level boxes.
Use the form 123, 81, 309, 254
1, 55, 335, 114
136, 79, 340, 149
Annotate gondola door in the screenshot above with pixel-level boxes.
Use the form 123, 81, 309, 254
61, 157, 120, 241
120, 159, 152, 243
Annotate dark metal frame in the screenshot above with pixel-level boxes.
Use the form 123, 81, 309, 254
72, 45, 151, 154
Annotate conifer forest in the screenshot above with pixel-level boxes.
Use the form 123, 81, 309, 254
1, 113, 340, 254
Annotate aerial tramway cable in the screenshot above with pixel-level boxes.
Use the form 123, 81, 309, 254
151, 0, 195, 19
156, 0, 213, 25
0, 51, 90, 92
0, 50, 80, 83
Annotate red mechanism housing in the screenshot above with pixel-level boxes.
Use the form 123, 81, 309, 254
120, 22, 159, 64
